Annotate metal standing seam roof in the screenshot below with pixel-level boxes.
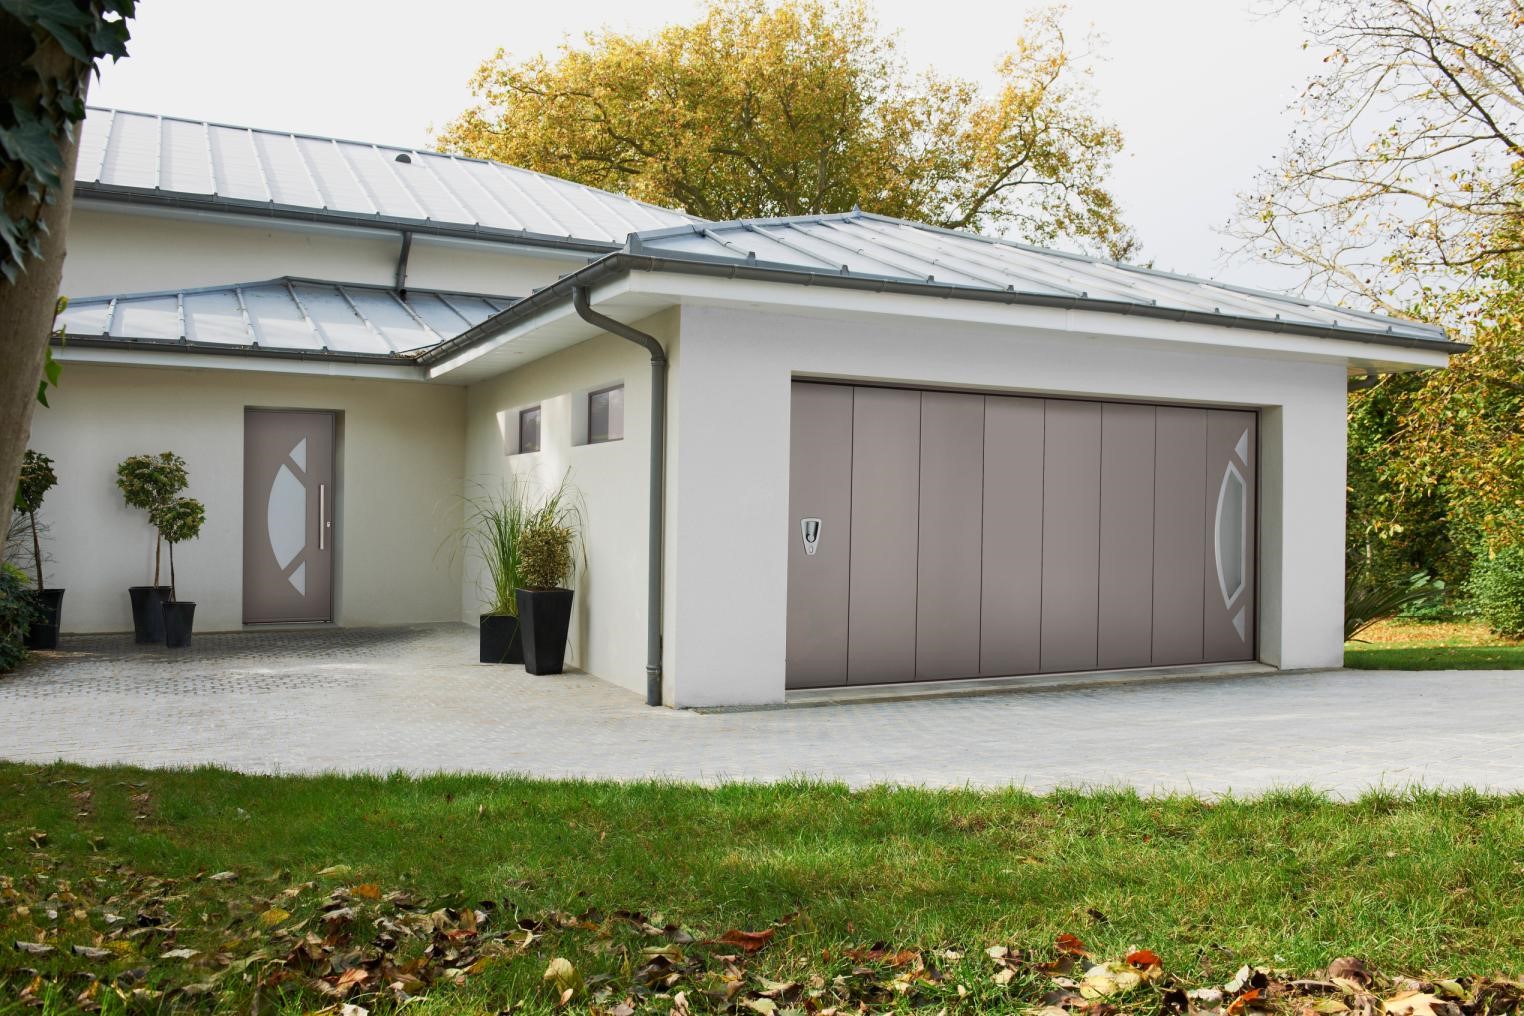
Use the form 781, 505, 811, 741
623, 211, 1452, 345
57, 279, 517, 359
74, 107, 701, 248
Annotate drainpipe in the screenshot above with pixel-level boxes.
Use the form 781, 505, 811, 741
572, 286, 667, 707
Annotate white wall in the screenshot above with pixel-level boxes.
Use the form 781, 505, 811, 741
19, 363, 465, 632
667, 304, 1350, 707
62, 204, 583, 300
461, 312, 678, 697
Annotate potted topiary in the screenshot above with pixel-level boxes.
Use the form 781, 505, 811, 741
151, 496, 205, 648
515, 502, 579, 676
462, 481, 531, 664
116, 452, 187, 643
14, 451, 63, 650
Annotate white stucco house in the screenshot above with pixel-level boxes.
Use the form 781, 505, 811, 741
28, 107, 1457, 707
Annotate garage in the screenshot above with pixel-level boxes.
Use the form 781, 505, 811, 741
786, 381, 1257, 688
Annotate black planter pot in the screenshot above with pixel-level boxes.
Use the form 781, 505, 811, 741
128, 585, 172, 644
22, 588, 65, 650
516, 588, 574, 675
479, 613, 523, 664
162, 601, 196, 649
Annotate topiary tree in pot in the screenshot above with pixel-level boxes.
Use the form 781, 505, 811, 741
13, 450, 62, 649
150, 496, 205, 648
115, 452, 187, 643
515, 495, 579, 676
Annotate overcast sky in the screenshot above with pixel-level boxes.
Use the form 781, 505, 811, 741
92, 0, 1320, 289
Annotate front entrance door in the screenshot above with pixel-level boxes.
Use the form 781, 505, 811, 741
243, 410, 336, 623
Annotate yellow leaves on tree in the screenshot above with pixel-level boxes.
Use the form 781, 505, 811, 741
436, 0, 1138, 260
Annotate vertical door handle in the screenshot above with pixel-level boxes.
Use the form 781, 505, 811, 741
319, 482, 327, 550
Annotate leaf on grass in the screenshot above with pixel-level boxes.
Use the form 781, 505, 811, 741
1228, 988, 1264, 1015
1127, 949, 1163, 969
719, 928, 775, 953
544, 957, 583, 998
72, 944, 112, 960
1055, 933, 1088, 956
208, 871, 238, 883
259, 907, 291, 926
15, 941, 54, 955
352, 883, 382, 900
1328, 958, 1373, 986
339, 1005, 369, 1016
160, 947, 200, 960
1386, 992, 1450, 1016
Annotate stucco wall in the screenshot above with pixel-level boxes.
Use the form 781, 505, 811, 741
667, 304, 1349, 707
461, 312, 679, 698
19, 363, 465, 632
62, 204, 580, 300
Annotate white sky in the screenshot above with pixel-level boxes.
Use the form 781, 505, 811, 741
92, 0, 1320, 289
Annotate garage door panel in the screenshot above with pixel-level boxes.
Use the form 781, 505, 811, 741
1204, 410, 1257, 661
916, 392, 985, 680
1098, 403, 1156, 669
980, 396, 1045, 676
1040, 400, 1103, 673
847, 386, 920, 685
1152, 407, 1207, 664
785, 383, 854, 688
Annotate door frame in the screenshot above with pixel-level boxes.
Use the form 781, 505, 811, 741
784, 378, 1262, 686
242, 407, 341, 626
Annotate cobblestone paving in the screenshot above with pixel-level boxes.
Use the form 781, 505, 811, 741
1, 624, 1520, 796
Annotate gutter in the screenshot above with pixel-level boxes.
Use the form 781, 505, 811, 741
419, 252, 1466, 369
572, 287, 667, 708
52, 334, 423, 368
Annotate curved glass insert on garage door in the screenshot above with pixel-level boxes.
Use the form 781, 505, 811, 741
785, 383, 1256, 689
243, 409, 336, 624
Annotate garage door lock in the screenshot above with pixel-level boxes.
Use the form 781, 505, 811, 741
800, 517, 822, 556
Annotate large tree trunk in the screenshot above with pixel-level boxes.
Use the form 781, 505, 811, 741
0, 17, 87, 514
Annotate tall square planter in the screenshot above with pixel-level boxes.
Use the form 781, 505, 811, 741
516, 588, 573, 675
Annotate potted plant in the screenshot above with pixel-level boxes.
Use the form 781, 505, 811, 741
462, 481, 531, 664
515, 495, 580, 676
116, 452, 187, 643
151, 496, 205, 648
14, 451, 63, 650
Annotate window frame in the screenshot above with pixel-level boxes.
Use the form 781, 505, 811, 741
517, 405, 542, 454
586, 383, 624, 445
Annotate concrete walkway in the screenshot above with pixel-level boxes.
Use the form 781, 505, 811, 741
1, 624, 1519, 796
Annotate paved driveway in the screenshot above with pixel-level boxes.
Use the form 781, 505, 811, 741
0, 624, 1518, 796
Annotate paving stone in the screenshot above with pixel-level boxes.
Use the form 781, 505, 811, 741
0, 624, 1520, 796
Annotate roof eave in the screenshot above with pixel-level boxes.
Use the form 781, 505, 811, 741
419, 252, 1466, 369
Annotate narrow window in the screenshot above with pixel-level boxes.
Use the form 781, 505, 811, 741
588, 384, 624, 444
518, 405, 541, 453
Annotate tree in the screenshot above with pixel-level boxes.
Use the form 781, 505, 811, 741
0, 1, 135, 541
1236, 0, 1523, 312
149, 496, 204, 602
438, 1, 1138, 260
116, 452, 189, 589
1239, 0, 1524, 591
13, 449, 56, 593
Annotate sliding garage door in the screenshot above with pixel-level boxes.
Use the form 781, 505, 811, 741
785, 382, 1256, 689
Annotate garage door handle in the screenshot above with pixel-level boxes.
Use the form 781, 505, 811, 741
801, 517, 821, 556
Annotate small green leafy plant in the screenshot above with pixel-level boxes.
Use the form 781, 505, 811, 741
0, 563, 41, 672
1466, 546, 1524, 639
519, 518, 574, 590
13, 450, 57, 592
461, 480, 534, 616
115, 452, 187, 587
150, 497, 205, 603
1345, 558, 1444, 641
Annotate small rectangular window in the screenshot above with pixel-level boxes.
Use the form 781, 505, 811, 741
518, 405, 541, 453
588, 385, 624, 444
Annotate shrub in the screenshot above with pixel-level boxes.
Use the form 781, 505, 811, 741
1344, 558, 1443, 641
1466, 546, 1524, 639
149, 497, 206, 602
14, 450, 57, 592
116, 452, 189, 586
519, 520, 574, 590
0, 562, 40, 672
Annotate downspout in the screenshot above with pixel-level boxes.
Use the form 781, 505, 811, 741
572, 286, 667, 707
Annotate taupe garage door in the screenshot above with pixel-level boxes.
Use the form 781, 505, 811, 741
785, 382, 1256, 688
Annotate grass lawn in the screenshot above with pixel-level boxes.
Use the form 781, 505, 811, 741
1, 765, 1522, 1014
1345, 619, 1524, 670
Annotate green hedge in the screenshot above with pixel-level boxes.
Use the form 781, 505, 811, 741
1467, 546, 1524, 639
